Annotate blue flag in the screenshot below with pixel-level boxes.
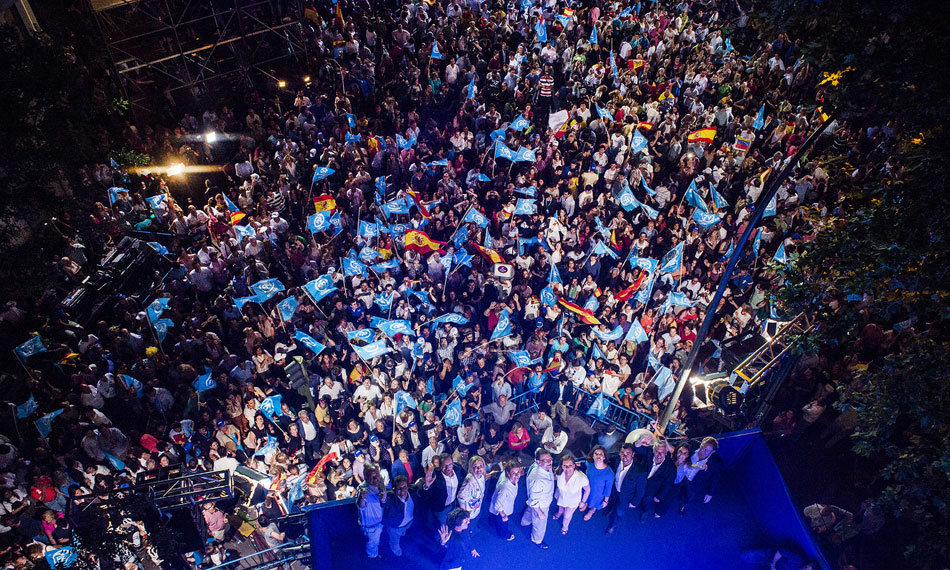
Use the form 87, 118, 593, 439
259, 395, 283, 422
752, 105, 765, 131
396, 133, 417, 149
294, 331, 326, 355
235, 224, 256, 240
358, 221, 378, 238
347, 113, 356, 128
540, 286, 557, 306
145, 194, 167, 210
513, 185, 537, 197
514, 146, 536, 162
15, 335, 46, 360
510, 114, 530, 131
353, 340, 391, 360
445, 398, 462, 427
375, 292, 394, 312
153, 318, 174, 343
534, 19, 547, 43
394, 390, 417, 415
345, 132, 362, 145
254, 435, 278, 457
507, 350, 535, 368
495, 142, 517, 161
591, 343, 607, 362
549, 263, 562, 284
625, 320, 649, 344
312, 166, 335, 183
431, 42, 442, 59
308, 212, 332, 233
277, 296, 299, 322
431, 313, 469, 325
587, 392, 608, 419
343, 258, 367, 277
193, 368, 216, 393
685, 186, 708, 212
659, 242, 684, 274
44, 547, 78, 569
451, 224, 469, 248
463, 207, 489, 228
489, 127, 506, 141
250, 278, 286, 300
593, 326, 624, 342
379, 319, 415, 337
710, 183, 729, 209
641, 175, 656, 196
359, 246, 381, 262
16, 395, 38, 419
121, 374, 143, 398
589, 25, 598, 45
514, 198, 537, 215
222, 193, 241, 213
381, 197, 410, 217
303, 273, 337, 303
653, 367, 676, 400
348, 328, 376, 343
475, 173, 491, 182
103, 451, 126, 472
465, 77, 476, 99
146, 297, 170, 323
428, 158, 449, 168
763, 194, 777, 218
692, 210, 722, 229
147, 242, 169, 255
668, 291, 698, 308
596, 105, 613, 122
107, 187, 128, 204
34, 408, 63, 438
773, 242, 788, 264
491, 310, 512, 340
618, 183, 639, 211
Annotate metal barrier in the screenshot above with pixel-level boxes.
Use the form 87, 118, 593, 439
204, 541, 310, 570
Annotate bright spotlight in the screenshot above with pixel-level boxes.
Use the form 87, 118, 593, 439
303, 75, 312, 84
277, 80, 287, 88
205, 132, 217, 143
166, 163, 185, 176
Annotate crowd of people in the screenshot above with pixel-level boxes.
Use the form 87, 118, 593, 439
0, 0, 899, 568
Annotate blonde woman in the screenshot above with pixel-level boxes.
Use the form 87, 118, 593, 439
457, 455, 488, 523
553, 454, 590, 534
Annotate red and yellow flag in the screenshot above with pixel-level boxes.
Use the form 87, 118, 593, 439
230, 212, 246, 225
614, 270, 648, 303
406, 189, 431, 219
313, 194, 337, 213
405, 229, 446, 254
637, 121, 654, 131
563, 8, 575, 17
687, 127, 717, 144
557, 296, 602, 325
470, 241, 505, 264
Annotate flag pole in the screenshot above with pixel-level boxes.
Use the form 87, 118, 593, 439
657, 112, 837, 434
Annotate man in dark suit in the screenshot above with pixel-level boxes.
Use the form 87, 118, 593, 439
416, 452, 466, 528
605, 442, 651, 534
687, 436, 723, 507
542, 376, 577, 426
636, 439, 677, 519
383, 476, 415, 557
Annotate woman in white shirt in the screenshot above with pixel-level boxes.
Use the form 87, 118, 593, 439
457, 456, 488, 523
553, 454, 590, 534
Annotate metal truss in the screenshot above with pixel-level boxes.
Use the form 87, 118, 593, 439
90, 0, 308, 109
70, 468, 233, 516
731, 313, 817, 391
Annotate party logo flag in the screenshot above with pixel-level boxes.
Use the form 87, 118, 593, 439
431, 42, 442, 59
303, 273, 337, 303
16, 395, 38, 419
630, 130, 649, 154
710, 183, 728, 209
494, 142, 517, 161
668, 291, 697, 308
587, 392, 608, 419
348, 328, 376, 343
343, 257, 368, 277
294, 331, 326, 355
35, 408, 63, 438
381, 197, 410, 217
145, 194, 168, 210
463, 207, 489, 228
259, 395, 283, 422
277, 296, 298, 322
507, 350, 535, 368
653, 367, 676, 400
445, 398, 462, 427
235, 224, 256, 240
250, 278, 285, 300
358, 221, 378, 238
515, 146, 536, 162
490, 309, 512, 340
692, 210, 722, 229
625, 320, 649, 343
773, 242, 788, 264
308, 212, 331, 233
379, 319, 415, 337
593, 326, 624, 342
534, 18, 547, 43
540, 286, 557, 306
394, 390, 417, 415
396, 133, 417, 149
752, 105, 765, 131
596, 105, 613, 122
510, 114, 530, 131
153, 318, 173, 342
514, 198, 537, 215
589, 25, 598, 44
762, 194, 778, 218
44, 547, 78, 569
15, 335, 46, 360
659, 242, 684, 274
193, 368, 216, 393
353, 340, 391, 360
312, 167, 335, 184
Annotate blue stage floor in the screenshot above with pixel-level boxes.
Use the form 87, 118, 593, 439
325, 474, 769, 570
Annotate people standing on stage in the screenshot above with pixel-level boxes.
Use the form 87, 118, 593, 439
520, 448, 555, 549
420, 453, 465, 527
489, 460, 524, 541
583, 445, 615, 521
553, 454, 590, 535
438, 508, 480, 570
457, 455, 488, 524
383, 475, 414, 557
356, 464, 386, 559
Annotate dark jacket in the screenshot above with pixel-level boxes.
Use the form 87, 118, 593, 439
417, 464, 466, 511
542, 380, 575, 406
690, 453, 723, 497
382, 492, 415, 528
642, 456, 677, 501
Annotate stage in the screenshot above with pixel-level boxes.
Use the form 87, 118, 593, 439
307, 430, 830, 570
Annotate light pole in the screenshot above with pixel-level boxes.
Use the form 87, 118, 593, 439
657, 111, 837, 435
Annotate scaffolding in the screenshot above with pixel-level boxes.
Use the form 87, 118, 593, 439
90, 0, 310, 112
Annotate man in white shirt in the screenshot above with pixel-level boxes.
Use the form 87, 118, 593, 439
489, 461, 524, 541
541, 424, 568, 455
520, 449, 555, 548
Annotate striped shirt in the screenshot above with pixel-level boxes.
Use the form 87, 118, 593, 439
539, 75, 555, 97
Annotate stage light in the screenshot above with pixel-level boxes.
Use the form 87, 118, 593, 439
303, 75, 312, 84
205, 132, 217, 143
166, 163, 185, 176
278, 80, 287, 88
688, 374, 705, 385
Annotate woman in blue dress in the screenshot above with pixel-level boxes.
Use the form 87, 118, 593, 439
583, 445, 615, 521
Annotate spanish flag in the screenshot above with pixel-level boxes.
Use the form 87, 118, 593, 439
637, 121, 654, 131
471, 241, 505, 264
557, 296, 602, 325
230, 212, 247, 225
563, 8, 575, 17
406, 189, 431, 219
405, 229, 446, 254
335, 2, 344, 27
313, 194, 337, 213
306, 451, 339, 484
614, 270, 648, 302
610, 229, 620, 252
687, 127, 717, 144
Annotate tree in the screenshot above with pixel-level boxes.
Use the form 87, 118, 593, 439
757, 0, 950, 566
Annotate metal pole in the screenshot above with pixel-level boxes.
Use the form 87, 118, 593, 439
657, 112, 836, 434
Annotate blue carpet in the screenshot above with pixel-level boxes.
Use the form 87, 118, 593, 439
322, 473, 767, 570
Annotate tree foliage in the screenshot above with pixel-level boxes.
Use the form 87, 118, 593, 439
758, 0, 950, 566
